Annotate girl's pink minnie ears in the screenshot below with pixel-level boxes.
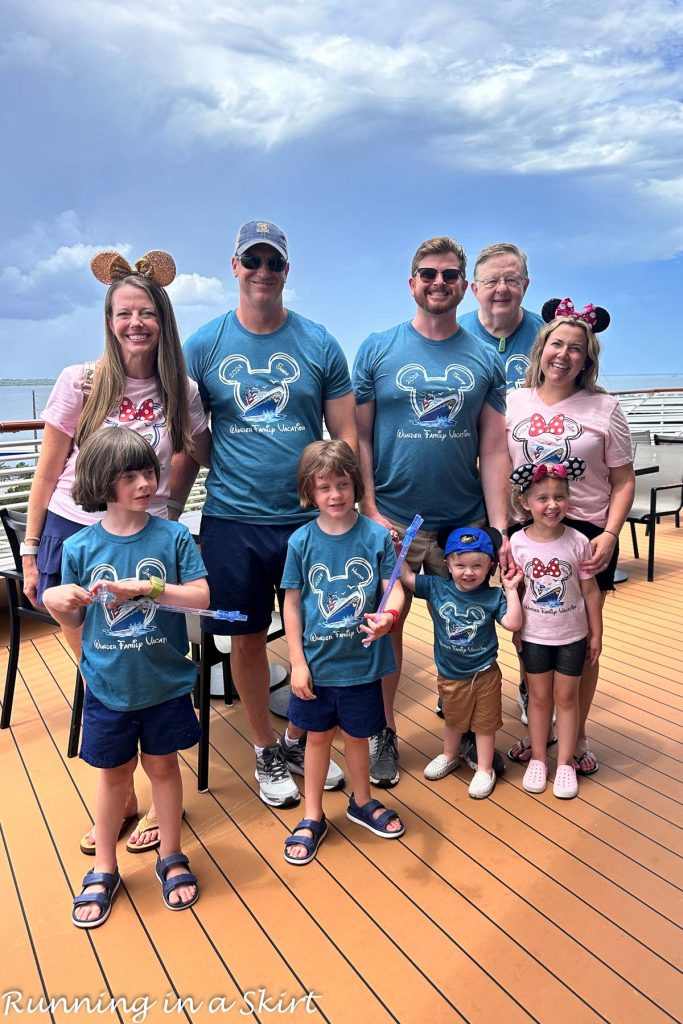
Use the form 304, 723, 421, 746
510, 459, 586, 493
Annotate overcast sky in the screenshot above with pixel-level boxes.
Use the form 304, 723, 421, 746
1, 0, 681, 380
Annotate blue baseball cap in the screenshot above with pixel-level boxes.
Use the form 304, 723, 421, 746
234, 220, 288, 259
444, 527, 495, 560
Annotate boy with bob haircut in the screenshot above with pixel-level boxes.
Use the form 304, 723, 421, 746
400, 527, 522, 799
281, 440, 405, 865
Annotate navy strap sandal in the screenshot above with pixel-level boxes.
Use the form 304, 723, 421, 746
155, 853, 199, 911
283, 816, 328, 866
72, 868, 121, 929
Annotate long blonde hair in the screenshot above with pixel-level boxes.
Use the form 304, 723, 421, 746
75, 275, 194, 453
525, 316, 606, 394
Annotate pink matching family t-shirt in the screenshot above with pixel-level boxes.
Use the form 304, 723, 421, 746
506, 388, 632, 526
42, 364, 208, 525
510, 526, 594, 645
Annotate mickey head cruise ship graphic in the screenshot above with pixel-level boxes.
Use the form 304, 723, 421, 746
512, 411, 582, 465
219, 352, 300, 422
523, 556, 572, 607
90, 558, 166, 638
308, 559, 375, 630
396, 363, 475, 429
438, 601, 486, 646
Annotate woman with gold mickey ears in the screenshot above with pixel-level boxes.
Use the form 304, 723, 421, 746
22, 248, 211, 854
505, 297, 635, 775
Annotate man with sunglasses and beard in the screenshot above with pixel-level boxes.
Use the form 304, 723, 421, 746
352, 236, 511, 788
175, 221, 356, 808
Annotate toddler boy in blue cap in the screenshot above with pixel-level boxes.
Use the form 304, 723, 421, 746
400, 527, 522, 798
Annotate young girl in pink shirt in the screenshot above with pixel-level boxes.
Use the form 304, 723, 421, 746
509, 461, 603, 799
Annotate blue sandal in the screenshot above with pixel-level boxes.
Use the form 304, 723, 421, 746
155, 853, 199, 911
283, 816, 328, 866
347, 795, 405, 838
72, 868, 121, 929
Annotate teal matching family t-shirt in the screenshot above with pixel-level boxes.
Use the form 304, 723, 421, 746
352, 321, 506, 531
414, 575, 507, 678
459, 308, 543, 392
281, 515, 397, 687
184, 310, 352, 525
61, 517, 206, 712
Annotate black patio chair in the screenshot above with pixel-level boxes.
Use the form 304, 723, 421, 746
0, 507, 84, 753
626, 448, 683, 581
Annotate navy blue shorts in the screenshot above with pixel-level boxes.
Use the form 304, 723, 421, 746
199, 516, 299, 635
80, 688, 202, 769
36, 511, 87, 605
521, 638, 587, 677
288, 679, 386, 738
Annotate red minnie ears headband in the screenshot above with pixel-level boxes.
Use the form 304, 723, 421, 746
541, 297, 610, 333
510, 458, 586, 493
90, 249, 176, 287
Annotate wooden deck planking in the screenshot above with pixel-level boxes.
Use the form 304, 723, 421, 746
0, 519, 681, 1023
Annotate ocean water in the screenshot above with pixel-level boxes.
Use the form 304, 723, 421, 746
0, 384, 54, 423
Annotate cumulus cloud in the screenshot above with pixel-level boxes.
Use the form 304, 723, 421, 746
167, 273, 229, 306
0, 215, 131, 318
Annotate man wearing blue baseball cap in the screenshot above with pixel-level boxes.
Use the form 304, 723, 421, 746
174, 220, 357, 808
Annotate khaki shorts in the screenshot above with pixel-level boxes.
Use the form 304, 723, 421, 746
437, 662, 503, 734
387, 514, 487, 577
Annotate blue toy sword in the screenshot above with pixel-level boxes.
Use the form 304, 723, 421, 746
362, 513, 424, 647
94, 584, 247, 622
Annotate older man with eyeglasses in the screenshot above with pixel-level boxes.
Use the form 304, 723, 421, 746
352, 235, 512, 788
460, 242, 543, 392
172, 220, 356, 809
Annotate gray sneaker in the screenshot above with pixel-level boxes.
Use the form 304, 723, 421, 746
255, 742, 300, 807
369, 727, 399, 787
279, 734, 345, 790
460, 731, 507, 776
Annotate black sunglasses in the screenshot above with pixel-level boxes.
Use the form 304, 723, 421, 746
237, 254, 287, 272
414, 267, 464, 282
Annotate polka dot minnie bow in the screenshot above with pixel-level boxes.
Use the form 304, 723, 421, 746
90, 249, 176, 286
510, 458, 586, 493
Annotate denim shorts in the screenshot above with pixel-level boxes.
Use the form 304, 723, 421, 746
288, 679, 386, 738
199, 516, 298, 635
80, 688, 202, 768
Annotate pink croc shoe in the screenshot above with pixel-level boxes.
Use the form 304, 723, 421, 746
523, 759, 547, 794
553, 763, 579, 799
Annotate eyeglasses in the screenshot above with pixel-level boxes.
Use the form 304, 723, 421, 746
414, 267, 464, 283
237, 254, 287, 272
474, 275, 525, 289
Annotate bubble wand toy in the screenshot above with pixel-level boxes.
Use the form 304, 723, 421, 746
93, 584, 247, 622
362, 513, 423, 647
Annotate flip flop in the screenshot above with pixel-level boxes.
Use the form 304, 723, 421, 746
79, 814, 138, 856
507, 734, 557, 764
573, 748, 599, 775
126, 811, 161, 854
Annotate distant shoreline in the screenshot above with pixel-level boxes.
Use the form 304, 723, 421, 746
0, 379, 56, 386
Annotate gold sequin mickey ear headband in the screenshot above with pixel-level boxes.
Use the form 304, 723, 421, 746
90, 249, 177, 287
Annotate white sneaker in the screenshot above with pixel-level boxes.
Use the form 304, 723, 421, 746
424, 753, 459, 780
255, 742, 300, 807
468, 769, 496, 799
280, 735, 345, 790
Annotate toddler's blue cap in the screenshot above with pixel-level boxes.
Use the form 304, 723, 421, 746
444, 527, 495, 559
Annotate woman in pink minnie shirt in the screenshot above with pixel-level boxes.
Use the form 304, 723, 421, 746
506, 298, 634, 775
